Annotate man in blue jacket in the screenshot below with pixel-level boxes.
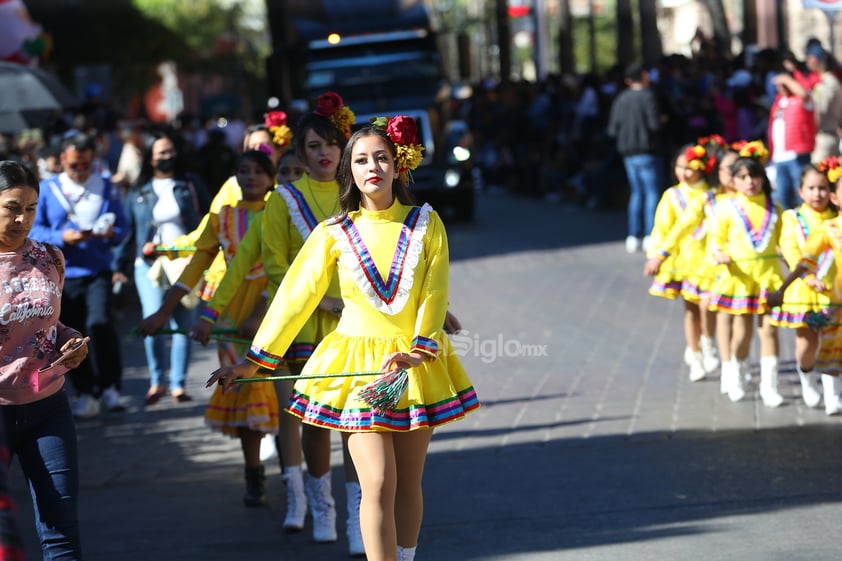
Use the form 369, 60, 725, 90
30, 132, 129, 417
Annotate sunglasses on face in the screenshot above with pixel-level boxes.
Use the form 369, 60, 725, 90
67, 162, 92, 172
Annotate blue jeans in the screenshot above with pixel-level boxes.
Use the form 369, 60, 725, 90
61, 272, 122, 397
134, 258, 195, 391
622, 153, 663, 238
774, 154, 811, 210
3, 389, 81, 560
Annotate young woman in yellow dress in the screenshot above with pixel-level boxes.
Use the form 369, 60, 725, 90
206, 116, 479, 561
191, 94, 367, 554
644, 143, 718, 381
769, 156, 842, 415
770, 163, 837, 409
138, 149, 278, 506
707, 146, 785, 406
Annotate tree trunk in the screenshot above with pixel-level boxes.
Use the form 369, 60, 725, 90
616, 0, 634, 69
638, 0, 662, 67
495, 0, 511, 83
558, 0, 575, 75
700, 0, 732, 57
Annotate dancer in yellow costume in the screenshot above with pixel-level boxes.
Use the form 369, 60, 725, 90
770, 155, 842, 415
207, 117, 479, 561
138, 150, 278, 507
644, 142, 718, 382
707, 146, 785, 406
192, 93, 366, 553
770, 162, 836, 409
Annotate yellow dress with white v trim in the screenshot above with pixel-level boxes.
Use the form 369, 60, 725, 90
246, 200, 479, 432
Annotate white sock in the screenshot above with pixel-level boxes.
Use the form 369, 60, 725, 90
397, 545, 417, 561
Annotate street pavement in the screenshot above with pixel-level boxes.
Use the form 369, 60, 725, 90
9, 189, 842, 561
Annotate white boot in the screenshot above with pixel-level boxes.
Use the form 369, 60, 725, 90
797, 366, 822, 408
822, 374, 842, 415
282, 465, 307, 532
700, 336, 720, 373
683, 346, 694, 366
305, 473, 337, 542
759, 356, 784, 408
259, 434, 278, 462
727, 359, 747, 402
397, 545, 417, 561
720, 359, 735, 395
688, 350, 706, 382
345, 482, 364, 557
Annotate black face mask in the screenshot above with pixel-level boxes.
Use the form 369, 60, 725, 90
155, 157, 176, 173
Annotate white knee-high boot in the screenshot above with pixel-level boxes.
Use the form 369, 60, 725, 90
305, 472, 337, 542
797, 366, 822, 408
727, 358, 747, 402
345, 482, 364, 556
822, 374, 842, 415
759, 356, 784, 408
397, 545, 417, 561
282, 465, 307, 531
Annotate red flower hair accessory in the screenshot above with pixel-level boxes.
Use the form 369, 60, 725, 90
683, 144, 716, 175
312, 92, 355, 139
263, 111, 293, 152
370, 115, 425, 176
698, 134, 727, 149
818, 155, 842, 184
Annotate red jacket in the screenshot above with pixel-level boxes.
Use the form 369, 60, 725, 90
767, 94, 816, 157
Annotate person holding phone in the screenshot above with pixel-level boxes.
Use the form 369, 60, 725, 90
0, 160, 90, 560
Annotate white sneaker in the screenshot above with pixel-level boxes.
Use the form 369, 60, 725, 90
72, 394, 101, 418
625, 235, 641, 253
642, 235, 652, 253
259, 434, 278, 462
688, 351, 707, 382
100, 387, 124, 412
683, 346, 694, 366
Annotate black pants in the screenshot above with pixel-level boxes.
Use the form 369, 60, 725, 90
60, 272, 123, 396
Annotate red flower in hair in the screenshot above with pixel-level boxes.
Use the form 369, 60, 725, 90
264, 111, 287, 129
385, 115, 418, 145
313, 92, 344, 117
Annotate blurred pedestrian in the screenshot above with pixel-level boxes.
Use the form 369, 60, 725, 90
115, 131, 210, 405
607, 63, 664, 253
29, 133, 129, 418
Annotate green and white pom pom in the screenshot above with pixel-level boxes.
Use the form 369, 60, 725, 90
806, 311, 832, 331
358, 368, 409, 412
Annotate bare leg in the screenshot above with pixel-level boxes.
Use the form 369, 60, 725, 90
700, 297, 716, 339
757, 314, 779, 358
716, 312, 733, 363
684, 300, 702, 352
732, 314, 754, 360
240, 427, 264, 468
795, 326, 819, 371
348, 432, 397, 561
393, 429, 433, 548
274, 371, 302, 469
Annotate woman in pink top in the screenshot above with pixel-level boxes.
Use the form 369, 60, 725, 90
0, 160, 89, 560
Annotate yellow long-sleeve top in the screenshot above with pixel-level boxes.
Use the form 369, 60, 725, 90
171, 177, 242, 298
799, 216, 842, 300
246, 201, 448, 370
707, 191, 783, 314
200, 175, 341, 319
646, 180, 712, 301
173, 199, 265, 295
771, 204, 837, 327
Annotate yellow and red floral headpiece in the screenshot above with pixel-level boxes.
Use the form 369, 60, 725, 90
818, 155, 842, 184
263, 111, 293, 152
683, 144, 716, 175
732, 140, 769, 166
370, 115, 425, 177
312, 92, 355, 140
